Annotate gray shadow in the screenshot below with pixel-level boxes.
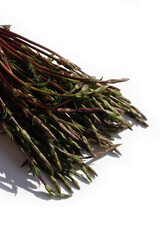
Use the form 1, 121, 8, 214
0, 134, 69, 201
1, 118, 139, 200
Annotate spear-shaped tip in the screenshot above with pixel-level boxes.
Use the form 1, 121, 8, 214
102, 78, 130, 84
0, 25, 12, 30
45, 184, 72, 198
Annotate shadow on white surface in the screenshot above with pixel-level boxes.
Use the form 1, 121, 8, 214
0, 134, 67, 200
0, 116, 147, 200
0, 132, 95, 200
0, 132, 120, 200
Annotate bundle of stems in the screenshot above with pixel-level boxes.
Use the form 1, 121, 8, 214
0, 25, 148, 198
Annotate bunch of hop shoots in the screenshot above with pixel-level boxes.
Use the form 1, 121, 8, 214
0, 25, 148, 198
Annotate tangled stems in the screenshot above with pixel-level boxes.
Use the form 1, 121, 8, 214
0, 25, 148, 197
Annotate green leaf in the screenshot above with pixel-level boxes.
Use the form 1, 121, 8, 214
31, 164, 40, 177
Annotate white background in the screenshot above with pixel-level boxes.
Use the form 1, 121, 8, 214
0, 0, 160, 239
